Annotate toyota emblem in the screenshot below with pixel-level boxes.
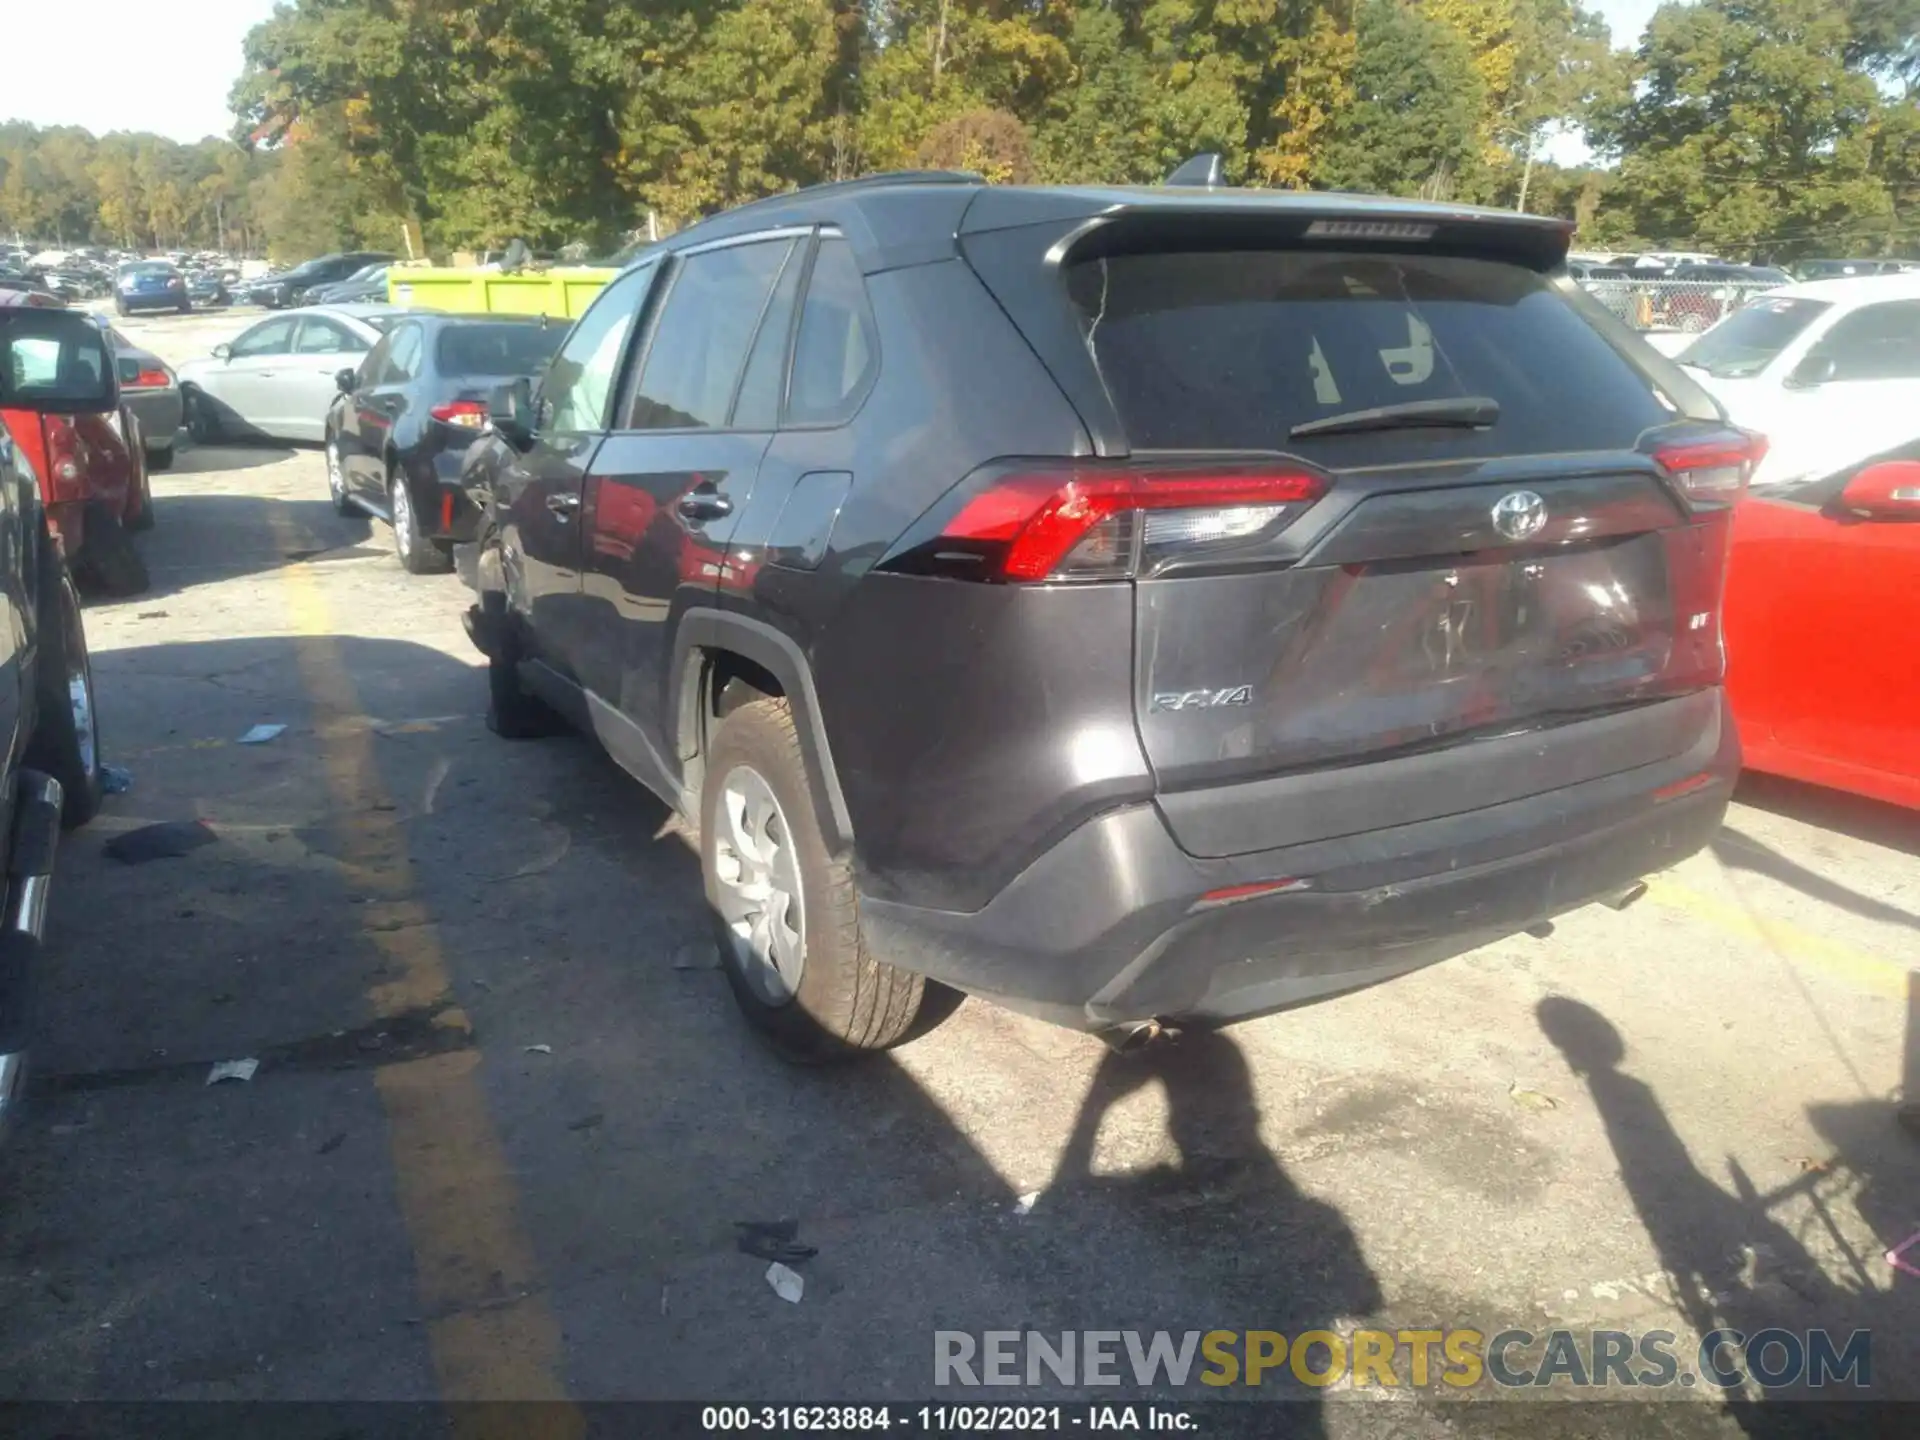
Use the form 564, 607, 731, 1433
1491, 489, 1548, 541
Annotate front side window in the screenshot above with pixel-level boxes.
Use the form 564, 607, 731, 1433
231, 317, 297, 359
626, 239, 796, 431
540, 263, 657, 434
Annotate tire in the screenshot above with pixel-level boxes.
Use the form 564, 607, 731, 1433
177, 301, 191, 315
114, 302, 128, 318
147, 443, 173, 473
127, 464, 155, 533
325, 436, 355, 516
704, 697, 924, 1060
390, 467, 452, 574
24, 538, 103, 829
184, 390, 221, 444
481, 588, 564, 739
78, 511, 150, 597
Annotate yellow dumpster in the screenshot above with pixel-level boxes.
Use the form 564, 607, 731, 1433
386, 267, 616, 319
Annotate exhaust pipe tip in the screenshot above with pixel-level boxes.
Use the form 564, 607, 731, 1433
1602, 881, 1650, 913
1097, 1019, 1170, 1055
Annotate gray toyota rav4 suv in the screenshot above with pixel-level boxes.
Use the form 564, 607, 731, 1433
457, 167, 1750, 1058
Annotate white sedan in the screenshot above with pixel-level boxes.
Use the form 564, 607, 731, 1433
176, 304, 407, 443
1672, 273, 1920, 487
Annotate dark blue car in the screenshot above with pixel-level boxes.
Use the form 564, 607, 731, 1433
114, 261, 190, 317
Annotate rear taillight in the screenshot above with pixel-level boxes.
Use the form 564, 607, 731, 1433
888, 463, 1327, 582
128, 367, 171, 389
431, 400, 489, 429
1653, 430, 1767, 503
41, 415, 83, 488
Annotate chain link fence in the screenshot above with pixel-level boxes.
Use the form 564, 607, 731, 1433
1578, 276, 1785, 336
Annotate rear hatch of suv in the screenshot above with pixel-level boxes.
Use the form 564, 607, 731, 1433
950, 200, 1752, 859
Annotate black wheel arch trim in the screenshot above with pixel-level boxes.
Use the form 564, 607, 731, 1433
671, 609, 854, 852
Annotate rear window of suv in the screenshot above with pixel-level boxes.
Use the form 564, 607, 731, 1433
1065, 249, 1671, 465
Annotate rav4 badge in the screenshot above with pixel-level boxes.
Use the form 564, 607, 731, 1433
1152, 686, 1254, 713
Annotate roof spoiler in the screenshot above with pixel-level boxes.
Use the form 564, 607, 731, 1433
1166, 153, 1225, 188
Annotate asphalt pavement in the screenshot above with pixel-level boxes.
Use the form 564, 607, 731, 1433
0, 307, 1914, 1434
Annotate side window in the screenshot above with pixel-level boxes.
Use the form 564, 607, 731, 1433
230, 317, 297, 359
294, 318, 367, 355
625, 239, 796, 431
359, 335, 394, 387
541, 263, 656, 434
730, 243, 807, 430
385, 325, 423, 384
1808, 301, 1920, 382
787, 237, 878, 426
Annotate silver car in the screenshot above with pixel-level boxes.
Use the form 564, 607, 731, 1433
108, 327, 184, 470
176, 304, 407, 443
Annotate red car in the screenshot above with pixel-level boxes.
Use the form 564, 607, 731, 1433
0, 292, 151, 595
1723, 445, 1920, 808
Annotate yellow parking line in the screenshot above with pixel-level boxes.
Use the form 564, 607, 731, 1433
272, 529, 579, 1430
1644, 874, 1910, 1001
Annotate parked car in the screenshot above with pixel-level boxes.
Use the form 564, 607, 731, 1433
0, 361, 107, 1133
1724, 440, 1920, 809
185, 271, 232, 308
108, 326, 182, 471
0, 292, 150, 594
0, 277, 63, 307
1567, 261, 1640, 322
455, 168, 1748, 1058
1652, 263, 1791, 333
1674, 273, 1920, 488
114, 260, 190, 316
245, 252, 396, 309
176, 304, 405, 443
308, 262, 391, 305
325, 314, 565, 573
1790, 258, 1917, 282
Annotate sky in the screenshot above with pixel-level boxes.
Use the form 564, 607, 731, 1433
3, 0, 1671, 149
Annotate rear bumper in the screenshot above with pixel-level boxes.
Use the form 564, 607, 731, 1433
407, 448, 484, 543
118, 293, 185, 311
860, 694, 1738, 1030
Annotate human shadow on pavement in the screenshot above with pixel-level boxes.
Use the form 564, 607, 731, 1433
1539, 997, 1899, 1433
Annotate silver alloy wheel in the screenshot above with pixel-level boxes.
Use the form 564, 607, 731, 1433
326, 441, 346, 502
711, 763, 806, 1004
391, 476, 414, 560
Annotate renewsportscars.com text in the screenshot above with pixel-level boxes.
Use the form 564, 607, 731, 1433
934, 1328, 1872, 1390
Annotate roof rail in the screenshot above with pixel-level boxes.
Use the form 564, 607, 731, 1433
710, 169, 985, 223
1166, 153, 1225, 188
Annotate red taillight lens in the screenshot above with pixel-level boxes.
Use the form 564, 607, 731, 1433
431, 400, 489, 429
1654, 431, 1767, 503
41, 415, 83, 488
128, 367, 171, 389
912, 464, 1327, 582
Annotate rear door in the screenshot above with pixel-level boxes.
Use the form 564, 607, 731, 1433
1034, 243, 1726, 857
346, 321, 420, 495
576, 233, 802, 762
494, 262, 659, 678
283, 315, 372, 442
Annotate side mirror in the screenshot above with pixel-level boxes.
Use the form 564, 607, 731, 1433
212, 342, 232, 362
1839, 459, 1920, 520
335, 366, 358, 394
1786, 353, 1835, 389
487, 377, 534, 448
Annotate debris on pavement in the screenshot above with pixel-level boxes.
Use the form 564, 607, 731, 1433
524, 1043, 553, 1055
100, 764, 134, 795
1795, 1156, 1835, 1175
766, 1262, 805, 1304
736, 1219, 818, 1264
237, 723, 287, 745
568, 1113, 604, 1132
136, 609, 168, 619
317, 1133, 346, 1155
105, 820, 218, 865
1508, 1083, 1559, 1112
205, 1058, 259, 1086
1013, 1190, 1041, 1217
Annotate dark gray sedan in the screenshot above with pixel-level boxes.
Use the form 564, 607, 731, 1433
108, 327, 183, 470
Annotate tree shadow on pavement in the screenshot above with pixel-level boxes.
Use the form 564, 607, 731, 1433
1538, 996, 1909, 1434
100, 490, 382, 605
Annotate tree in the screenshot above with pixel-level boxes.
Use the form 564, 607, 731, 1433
917, 108, 1035, 181
1317, 0, 1486, 199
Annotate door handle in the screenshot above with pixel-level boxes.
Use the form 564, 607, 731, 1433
677, 490, 733, 522
546, 492, 581, 519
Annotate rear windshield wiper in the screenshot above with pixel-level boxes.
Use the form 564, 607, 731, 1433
1289, 396, 1500, 439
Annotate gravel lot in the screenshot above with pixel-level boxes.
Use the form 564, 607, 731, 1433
0, 305, 1913, 1433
